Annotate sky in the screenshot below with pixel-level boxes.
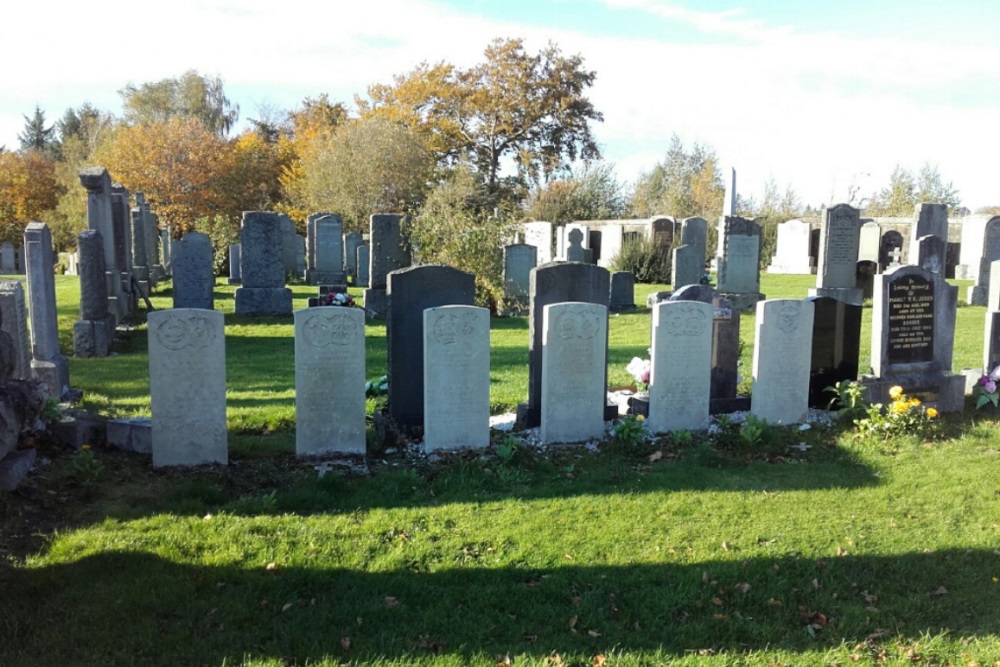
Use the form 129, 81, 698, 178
3, 0, 999, 211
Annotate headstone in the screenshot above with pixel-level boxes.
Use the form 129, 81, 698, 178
957, 215, 999, 281
130, 207, 149, 286
356, 245, 370, 288
648, 300, 712, 433
917, 235, 946, 274
13, 246, 25, 274
670, 285, 748, 413
503, 243, 537, 314
856, 260, 877, 300
985, 311, 1000, 374
148, 309, 227, 467
522, 222, 553, 265
716, 216, 763, 310
279, 214, 299, 276
386, 265, 475, 432
307, 215, 345, 285
0, 281, 32, 379
235, 212, 293, 315
73, 230, 115, 357
908, 203, 948, 266
294, 306, 366, 455
860, 265, 964, 412
344, 231, 363, 280
110, 183, 132, 274
305, 212, 335, 274
989, 259, 1000, 311
879, 231, 904, 272
364, 214, 411, 319
24, 223, 69, 397
145, 203, 163, 283
423, 305, 490, 451
672, 244, 703, 290
609, 272, 635, 312
806, 296, 862, 408
966, 217, 1000, 306
78, 167, 116, 271
858, 221, 881, 263
172, 232, 215, 310
0, 243, 15, 273
767, 219, 813, 274
540, 302, 607, 444
597, 225, 624, 268
228, 244, 241, 284
296, 234, 307, 275
566, 228, 587, 262
751, 299, 815, 424
520, 262, 610, 429
555, 226, 566, 260
809, 204, 863, 305
159, 225, 172, 275
680, 217, 708, 261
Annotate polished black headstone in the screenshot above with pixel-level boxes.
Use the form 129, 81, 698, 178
806, 296, 862, 408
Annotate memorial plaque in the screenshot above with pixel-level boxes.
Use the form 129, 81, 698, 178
886, 274, 935, 364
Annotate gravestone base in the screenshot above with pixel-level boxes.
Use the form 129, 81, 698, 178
808, 286, 864, 306
858, 372, 965, 414
363, 288, 388, 319
967, 285, 988, 306
718, 292, 765, 312
515, 402, 620, 431
227, 277, 241, 285
31, 356, 70, 399
710, 396, 752, 414
107, 417, 152, 454
307, 269, 347, 286
73, 314, 115, 357
234, 287, 293, 316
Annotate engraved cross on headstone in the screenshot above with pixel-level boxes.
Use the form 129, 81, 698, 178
889, 246, 902, 266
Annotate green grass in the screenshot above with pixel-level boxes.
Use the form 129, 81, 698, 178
1, 271, 999, 666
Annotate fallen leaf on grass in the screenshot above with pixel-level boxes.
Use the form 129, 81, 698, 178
837, 546, 848, 557
722, 541, 730, 551
768, 599, 783, 608
587, 629, 601, 637
710, 597, 723, 606
546, 653, 566, 667
811, 578, 821, 590
496, 654, 512, 666
281, 603, 293, 612
265, 562, 280, 573
593, 655, 607, 667
735, 582, 751, 594
385, 596, 399, 608
569, 615, 578, 631
931, 586, 949, 596
860, 590, 878, 604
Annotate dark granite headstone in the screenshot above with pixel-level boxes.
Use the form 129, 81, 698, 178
917, 235, 946, 274
886, 273, 936, 366
522, 262, 610, 428
986, 311, 1000, 373
609, 272, 635, 312
806, 296, 862, 408
386, 265, 475, 432
856, 260, 877, 300
110, 185, 131, 274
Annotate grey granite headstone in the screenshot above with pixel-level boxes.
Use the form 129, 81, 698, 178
73, 230, 115, 357
672, 243, 703, 289
24, 223, 69, 397
356, 245, 370, 288
988, 259, 1000, 311
810, 204, 863, 304
294, 306, 366, 455
967, 217, 1000, 305
0, 243, 15, 273
806, 295, 862, 408
309, 216, 345, 285
917, 235, 946, 275
305, 212, 335, 274
503, 243, 537, 311
423, 305, 490, 451
0, 281, 32, 380
648, 300, 712, 433
228, 244, 241, 284
751, 299, 814, 424
172, 232, 215, 310
680, 217, 708, 261
235, 212, 293, 315
609, 271, 635, 312
908, 203, 948, 265
386, 265, 476, 432
110, 183, 132, 274
540, 302, 607, 444
985, 311, 1000, 374
520, 262, 610, 429
130, 207, 148, 283
364, 214, 411, 319
716, 216, 762, 308
767, 219, 813, 274
279, 214, 299, 276
345, 232, 363, 279
148, 309, 227, 467
78, 167, 116, 271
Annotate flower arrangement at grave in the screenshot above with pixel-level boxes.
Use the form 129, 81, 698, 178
973, 366, 1000, 409
626, 357, 651, 394
855, 384, 938, 439
320, 292, 357, 308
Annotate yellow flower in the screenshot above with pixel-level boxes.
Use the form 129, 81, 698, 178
909, 397, 921, 408
926, 407, 939, 419
890, 401, 908, 415
888, 385, 904, 399
81, 444, 91, 451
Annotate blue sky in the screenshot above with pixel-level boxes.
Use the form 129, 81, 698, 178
3, 0, 998, 210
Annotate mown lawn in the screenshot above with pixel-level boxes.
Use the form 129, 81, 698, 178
1, 271, 998, 666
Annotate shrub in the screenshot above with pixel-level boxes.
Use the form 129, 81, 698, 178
609, 235, 671, 283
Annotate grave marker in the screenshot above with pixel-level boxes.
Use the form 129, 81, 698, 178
172, 232, 215, 310
751, 299, 814, 424
806, 296, 862, 408
648, 300, 712, 432
767, 219, 813, 274
810, 204, 863, 305
24, 223, 69, 397
235, 212, 293, 315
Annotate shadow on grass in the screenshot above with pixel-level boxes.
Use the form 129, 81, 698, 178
2, 548, 997, 665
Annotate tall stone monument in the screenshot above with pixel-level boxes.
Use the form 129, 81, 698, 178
24, 223, 69, 397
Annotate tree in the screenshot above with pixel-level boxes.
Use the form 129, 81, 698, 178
523, 161, 626, 223
865, 164, 961, 215
17, 106, 56, 154
0, 150, 61, 243
629, 135, 724, 221
408, 164, 516, 309
96, 117, 233, 231
287, 116, 433, 232
360, 37, 603, 192
119, 70, 239, 136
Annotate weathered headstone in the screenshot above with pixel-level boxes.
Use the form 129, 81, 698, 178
73, 230, 115, 357
344, 231, 363, 281
148, 309, 227, 467
856, 260, 877, 300
386, 265, 475, 432
860, 265, 964, 412
966, 217, 1000, 306
0, 281, 32, 379
609, 271, 635, 312
307, 215, 345, 285
751, 299, 815, 424
279, 214, 299, 277
859, 221, 881, 263
0, 243, 15, 273
305, 212, 335, 274
767, 219, 813, 274
130, 207, 149, 287
540, 302, 607, 444
172, 232, 215, 310
809, 204, 863, 305
235, 212, 293, 315
294, 306, 366, 455
597, 225, 624, 268
520, 263, 610, 429
228, 244, 241, 284
988, 259, 1000, 311
423, 305, 490, 451
364, 214, 411, 319
879, 231, 904, 272
648, 300, 712, 433
24, 223, 69, 397
806, 296, 862, 408
356, 244, 370, 287
716, 216, 763, 310
985, 311, 1000, 374
159, 224, 172, 276
78, 167, 116, 271
566, 228, 587, 262
908, 203, 948, 266
671, 244, 703, 290
522, 221, 553, 265
680, 217, 708, 261
917, 235, 946, 275
503, 243, 537, 314
110, 183, 133, 275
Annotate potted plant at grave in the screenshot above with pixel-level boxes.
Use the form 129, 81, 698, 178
626, 356, 651, 397
319, 292, 357, 308
973, 365, 1000, 410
